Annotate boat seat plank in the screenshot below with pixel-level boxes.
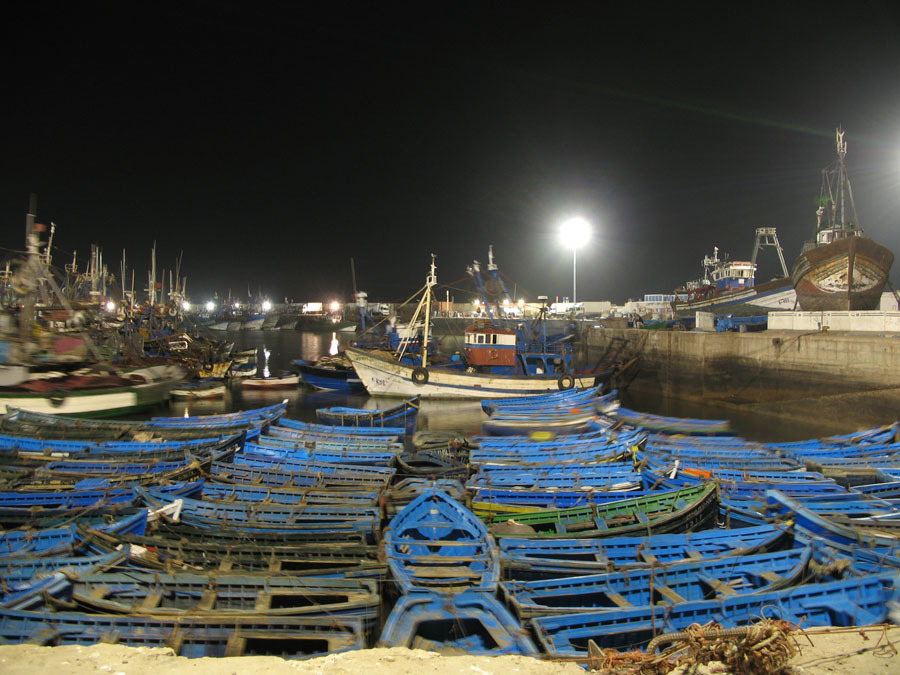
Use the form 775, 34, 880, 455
637, 551, 658, 564
255, 593, 272, 612
197, 590, 217, 610
760, 571, 784, 583
605, 592, 632, 608
224, 635, 246, 657
654, 584, 686, 603
90, 586, 110, 600
698, 574, 737, 596
218, 559, 234, 572
140, 592, 163, 609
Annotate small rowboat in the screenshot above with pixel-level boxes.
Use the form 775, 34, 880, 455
384, 488, 499, 594
240, 372, 301, 389
316, 396, 420, 435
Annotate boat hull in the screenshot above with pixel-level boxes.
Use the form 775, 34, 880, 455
673, 276, 796, 317
345, 347, 602, 399
0, 365, 184, 417
791, 236, 894, 311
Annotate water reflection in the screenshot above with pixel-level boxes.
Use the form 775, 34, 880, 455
150, 329, 849, 442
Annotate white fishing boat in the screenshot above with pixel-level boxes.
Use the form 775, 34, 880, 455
345, 256, 611, 399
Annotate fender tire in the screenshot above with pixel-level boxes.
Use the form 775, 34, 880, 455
48, 388, 68, 408
557, 374, 574, 391
411, 367, 429, 385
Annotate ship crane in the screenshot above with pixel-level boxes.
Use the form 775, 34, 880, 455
751, 227, 789, 278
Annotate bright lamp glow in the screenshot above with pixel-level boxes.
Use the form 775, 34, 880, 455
105, 301, 116, 312
233, 303, 240, 310
518, 299, 525, 308
330, 301, 340, 312
205, 301, 215, 312
182, 301, 190, 311
262, 300, 272, 312
559, 217, 591, 248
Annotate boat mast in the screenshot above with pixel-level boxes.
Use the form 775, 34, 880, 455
421, 254, 436, 368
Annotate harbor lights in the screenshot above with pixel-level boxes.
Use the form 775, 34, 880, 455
205, 301, 215, 312
262, 300, 272, 312
559, 217, 591, 304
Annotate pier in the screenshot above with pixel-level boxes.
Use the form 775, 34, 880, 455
584, 323, 900, 431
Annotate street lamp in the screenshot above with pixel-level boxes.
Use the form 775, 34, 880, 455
559, 217, 591, 304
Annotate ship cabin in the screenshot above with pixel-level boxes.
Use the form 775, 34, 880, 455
463, 323, 568, 375
712, 260, 756, 293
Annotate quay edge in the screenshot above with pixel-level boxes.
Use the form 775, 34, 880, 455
582, 324, 900, 432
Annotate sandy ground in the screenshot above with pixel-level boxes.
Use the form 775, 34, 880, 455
0, 626, 898, 674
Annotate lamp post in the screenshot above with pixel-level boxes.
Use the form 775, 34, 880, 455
559, 217, 591, 304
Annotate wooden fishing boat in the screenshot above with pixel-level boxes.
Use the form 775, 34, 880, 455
379, 590, 538, 655
240, 372, 301, 389
81, 524, 384, 574
316, 396, 420, 435
0, 607, 367, 657
276, 417, 404, 439
0, 364, 186, 418
293, 356, 365, 393
209, 460, 394, 491
531, 574, 897, 656
599, 406, 732, 436
384, 488, 500, 594
56, 572, 380, 619
481, 386, 609, 416
481, 409, 600, 436
792, 129, 894, 311
499, 523, 793, 579
0, 548, 128, 590
481, 483, 719, 539
501, 546, 812, 618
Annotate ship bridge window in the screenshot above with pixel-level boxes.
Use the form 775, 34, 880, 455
491, 334, 498, 344
477, 335, 485, 344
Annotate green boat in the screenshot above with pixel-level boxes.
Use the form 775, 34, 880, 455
481, 483, 719, 538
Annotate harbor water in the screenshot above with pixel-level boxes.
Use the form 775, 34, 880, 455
151, 330, 838, 442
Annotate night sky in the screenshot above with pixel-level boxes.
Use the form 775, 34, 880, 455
4, 3, 900, 307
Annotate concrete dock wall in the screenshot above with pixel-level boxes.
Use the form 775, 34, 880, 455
584, 326, 900, 428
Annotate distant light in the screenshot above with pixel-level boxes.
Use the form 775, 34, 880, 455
473, 299, 480, 306
517, 299, 525, 308
182, 301, 191, 311
262, 300, 272, 312
233, 303, 240, 310
205, 301, 215, 312
502, 298, 509, 306
330, 301, 340, 312
559, 217, 591, 249
105, 301, 116, 312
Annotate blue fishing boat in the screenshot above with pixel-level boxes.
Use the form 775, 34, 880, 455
501, 546, 812, 618
0, 607, 367, 657
293, 356, 365, 392
315, 396, 420, 435
500, 523, 793, 579
384, 488, 499, 594
379, 590, 538, 655
531, 574, 898, 656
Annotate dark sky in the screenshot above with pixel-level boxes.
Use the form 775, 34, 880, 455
4, 2, 900, 306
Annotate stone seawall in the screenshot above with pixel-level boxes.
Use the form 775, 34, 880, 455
584, 327, 900, 430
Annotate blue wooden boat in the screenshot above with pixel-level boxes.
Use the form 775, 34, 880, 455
244, 441, 397, 467
257, 432, 403, 452
481, 409, 601, 436
200, 483, 379, 506
135, 486, 379, 540
597, 407, 733, 436
209, 461, 393, 491
766, 489, 900, 551
0, 525, 78, 558
0, 549, 129, 590
379, 590, 538, 655
531, 574, 898, 656
384, 488, 499, 594
499, 523, 793, 579
383, 477, 467, 517
481, 386, 609, 416
293, 356, 365, 393
60, 572, 380, 620
467, 464, 642, 490
315, 396, 420, 435
1, 571, 73, 611
0, 607, 367, 657
82, 523, 383, 574
276, 417, 404, 438
501, 546, 812, 618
